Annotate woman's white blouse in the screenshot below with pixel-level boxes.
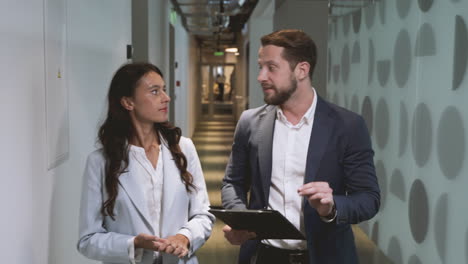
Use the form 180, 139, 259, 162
127, 144, 165, 262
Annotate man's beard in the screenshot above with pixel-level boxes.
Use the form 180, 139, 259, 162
263, 77, 298, 105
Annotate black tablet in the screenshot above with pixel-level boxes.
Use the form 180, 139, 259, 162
209, 207, 306, 240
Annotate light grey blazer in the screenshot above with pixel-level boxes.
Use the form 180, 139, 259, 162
77, 137, 214, 264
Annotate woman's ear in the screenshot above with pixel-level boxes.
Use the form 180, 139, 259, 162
120, 96, 134, 111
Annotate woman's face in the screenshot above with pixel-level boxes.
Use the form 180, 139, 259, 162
125, 71, 170, 125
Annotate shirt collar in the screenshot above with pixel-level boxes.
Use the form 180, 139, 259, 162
276, 87, 317, 126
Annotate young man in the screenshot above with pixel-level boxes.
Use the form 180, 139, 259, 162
221, 29, 380, 264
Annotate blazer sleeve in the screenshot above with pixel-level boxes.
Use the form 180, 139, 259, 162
177, 138, 215, 257
221, 110, 251, 209
333, 115, 381, 224
77, 151, 134, 263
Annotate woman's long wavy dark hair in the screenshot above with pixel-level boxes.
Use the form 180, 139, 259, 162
98, 62, 195, 219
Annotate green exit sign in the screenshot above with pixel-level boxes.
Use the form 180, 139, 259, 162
214, 51, 224, 56
170, 10, 177, 25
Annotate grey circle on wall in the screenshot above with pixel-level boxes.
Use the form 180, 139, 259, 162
379, 0, 386, 25
371, 221, 379, 245
343, 13, 351, 36
333, 65, 340, 84
350, 94, 359, 113
394, 29, 412, 88
377, 60, 390, 87
328, 49, 331, 83
399, 102, 409, 157
375, 98, 390, 149
408, 255, 423, 264
368, 40, 375, 84
388, 237, 403, 264
409, 179, 429, 243
411, 103, 432, 167
376, 160, 387, 209
435, 193, 448, 263
396, 0, 411, 19
390, 168, 406, 201
352, 41, 361, 63
418, 0, 434, 12
415, 23, 436, 57
361, 96, 373, 135
437, 106, 465, 179
453, 15, 468, 90
352, 10, 362, 34
342, 45, 350, 84
365, 2, 376, 29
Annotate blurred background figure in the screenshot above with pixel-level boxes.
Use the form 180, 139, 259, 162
215, 73, 226, 101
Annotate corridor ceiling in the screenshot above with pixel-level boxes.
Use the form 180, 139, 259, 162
170, 0, 258, 51
170, 0, 376, 51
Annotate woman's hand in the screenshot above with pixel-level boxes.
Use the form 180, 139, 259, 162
134, 233, 166, 251
158, 234, 190, 258
134, 233, 189, 258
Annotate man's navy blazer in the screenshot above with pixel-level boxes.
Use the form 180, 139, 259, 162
222, 96, 380, 264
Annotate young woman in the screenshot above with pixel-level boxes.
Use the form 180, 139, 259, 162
77, 63, 214, 264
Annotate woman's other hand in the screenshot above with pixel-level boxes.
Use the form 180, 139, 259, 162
134, 233, 166, 251
157, 234, 190, 258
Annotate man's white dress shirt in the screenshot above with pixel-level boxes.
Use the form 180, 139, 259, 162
263, 88, 317, 250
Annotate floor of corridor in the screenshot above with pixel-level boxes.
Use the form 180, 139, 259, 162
193, 114, 239, 263
193, 113, 392, 264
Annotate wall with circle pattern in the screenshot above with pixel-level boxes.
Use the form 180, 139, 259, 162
327, 1, 468, 263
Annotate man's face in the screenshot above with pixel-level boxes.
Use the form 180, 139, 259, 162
257, 45, 297, 105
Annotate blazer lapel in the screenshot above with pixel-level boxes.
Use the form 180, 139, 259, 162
118, 165, 155, 233
305, 96, 335, 183
257, 106, 276, 204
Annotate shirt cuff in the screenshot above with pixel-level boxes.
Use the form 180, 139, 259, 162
320, 207, 337, 223
127, 237, 143, 264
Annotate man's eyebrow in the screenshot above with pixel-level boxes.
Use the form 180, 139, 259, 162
258, 60, 277, 65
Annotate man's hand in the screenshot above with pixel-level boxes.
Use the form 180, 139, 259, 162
158, 234, 190, 258
298, 181, 335, 217
222, 225, 256, 245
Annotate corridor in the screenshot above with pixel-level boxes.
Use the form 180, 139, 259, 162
6, 0, 468, 263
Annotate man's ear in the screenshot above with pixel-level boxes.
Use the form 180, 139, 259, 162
295, 61, 310, 81
120, 96, 134, 111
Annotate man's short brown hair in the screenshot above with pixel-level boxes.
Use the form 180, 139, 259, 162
261, 29, 317, 79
